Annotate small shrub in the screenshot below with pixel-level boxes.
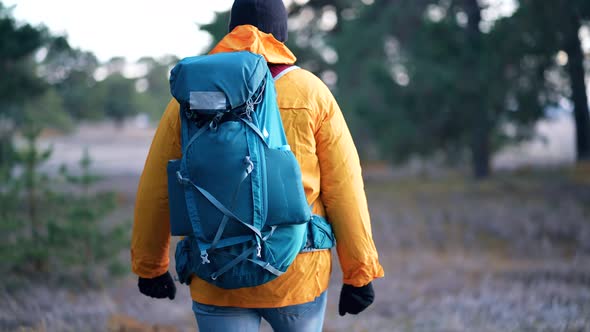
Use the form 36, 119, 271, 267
0, 129, 129, 287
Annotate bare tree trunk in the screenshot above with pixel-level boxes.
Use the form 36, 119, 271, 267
0, 132, 14, 177
471, 121, 491, 178
564, 10, 590, 161
465, 0, 490, 178
23, 130, 43, 272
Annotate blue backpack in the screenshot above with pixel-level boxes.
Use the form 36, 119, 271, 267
167, 51, 334, 289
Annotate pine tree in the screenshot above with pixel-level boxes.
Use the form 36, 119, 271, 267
0, 134, 129, 286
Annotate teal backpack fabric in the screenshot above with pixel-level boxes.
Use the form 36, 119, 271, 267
166, 51, 333, 290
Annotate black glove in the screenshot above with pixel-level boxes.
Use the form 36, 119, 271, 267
338, 282, 375, 316
138, 271, 176, 300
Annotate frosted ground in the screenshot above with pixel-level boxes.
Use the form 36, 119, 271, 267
2, 114, 589, 332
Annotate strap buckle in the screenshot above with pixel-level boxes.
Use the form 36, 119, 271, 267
200, 250, 210, 264
209, 112, 224, 131
176, 171, 187, 184
244, 156, 254, 174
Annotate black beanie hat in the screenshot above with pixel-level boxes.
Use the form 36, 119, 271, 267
229, 0, 288, 42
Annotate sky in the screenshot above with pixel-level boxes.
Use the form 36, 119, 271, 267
4, 0, 234, 62
5, 0, 587, 65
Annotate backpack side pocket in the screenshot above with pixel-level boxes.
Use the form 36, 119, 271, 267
174, 237, 194, 285
265, 148, 311, 226
167, 159, 193, 236
301, 215, 336, 252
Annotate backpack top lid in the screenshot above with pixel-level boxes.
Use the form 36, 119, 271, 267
169, 51, 268, 112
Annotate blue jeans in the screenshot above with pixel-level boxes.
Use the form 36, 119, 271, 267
192, 291, 327, 332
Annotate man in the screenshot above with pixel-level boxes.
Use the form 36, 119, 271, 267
131, 0, 384, 330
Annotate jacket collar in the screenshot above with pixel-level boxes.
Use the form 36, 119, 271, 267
209, 25, 296, 65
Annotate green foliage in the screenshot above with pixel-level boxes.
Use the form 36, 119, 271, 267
40, 36, 104, 121
0, 133, 129, 287
199, 0, 590, 176
23, 87, 74, 132
0, 3, 130, 284
516, 0, 590, 161
0, 1, 47, 177
94, 73, 139, 125
135, 56, 179, 121
0, 2, 47, 106
52, 149, 129, 284
331, 1, 549, 174
285, 0, 357, 74
38, 37, 143, 124
1, 1, 168, 135
200, 11, 231, 48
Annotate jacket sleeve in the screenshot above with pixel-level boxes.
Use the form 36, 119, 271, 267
131, 99, 182, 278
315, 92, 384, 287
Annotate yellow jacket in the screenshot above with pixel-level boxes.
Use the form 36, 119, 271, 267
131, 25, 383, 308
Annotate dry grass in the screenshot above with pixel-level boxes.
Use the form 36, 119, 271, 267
2, 168, 590, 331
335, 168, 590, 331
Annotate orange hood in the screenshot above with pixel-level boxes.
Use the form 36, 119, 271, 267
209, 25, 296, 65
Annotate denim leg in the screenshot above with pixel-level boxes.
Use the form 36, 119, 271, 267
192, 301, 262, 332
259, 291, 328, 332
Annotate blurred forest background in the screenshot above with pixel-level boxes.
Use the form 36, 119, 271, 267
1, 0, 590, 331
